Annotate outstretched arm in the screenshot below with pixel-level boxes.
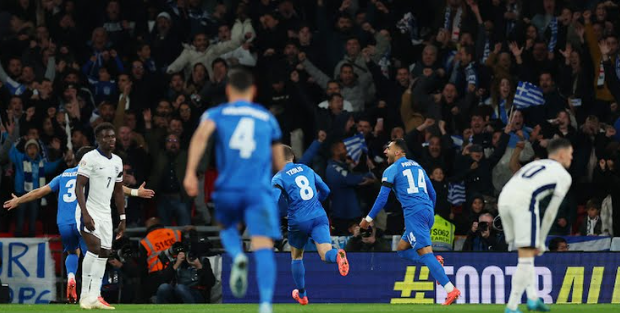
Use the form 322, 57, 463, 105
122, 182, 155, 198
3, 185, 53, 210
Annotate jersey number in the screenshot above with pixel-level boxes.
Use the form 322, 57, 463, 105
403, 169, 427, 194
230, 117, 257, 159
107, 177, 112, 188
521, 165, 546, 179
295, 176, 314, 200
63, 179, 77, 202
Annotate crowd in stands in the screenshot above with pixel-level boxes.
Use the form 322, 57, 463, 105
0, 0, 619, 249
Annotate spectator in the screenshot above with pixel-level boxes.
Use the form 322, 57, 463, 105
549, 237, 569, 252
155, 251, 216, 304
462, 212, 507, 251
578, 199, 602, 236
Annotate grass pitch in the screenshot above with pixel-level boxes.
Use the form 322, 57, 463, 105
1, 304, 619, 313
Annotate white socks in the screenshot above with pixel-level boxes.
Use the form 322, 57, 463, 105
525, 270, 539, 301
444, 282, 455, 293
68, 273, 75, 280
80, 252, 97, 301
507, 257, 534, 310
89, 257, 108, 299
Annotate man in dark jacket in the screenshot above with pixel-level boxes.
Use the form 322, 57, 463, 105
463, 213, 507, 251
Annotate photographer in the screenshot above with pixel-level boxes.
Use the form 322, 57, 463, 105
155, 250, 216, 304
101, 237, 140, 303
462, 213, 507, 252
138, 217, 182, 302
345, 223, 391, 252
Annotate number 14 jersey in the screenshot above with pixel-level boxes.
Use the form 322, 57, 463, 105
382, 157, 436, 216
201, 100, 281, 191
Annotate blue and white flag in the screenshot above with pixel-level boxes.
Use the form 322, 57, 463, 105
514, 81, 545, 109
343, 133, 368, 164
447, 181, 466, 205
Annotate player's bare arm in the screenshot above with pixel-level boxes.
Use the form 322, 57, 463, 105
122, 182, 155, 198
114, 181, 126, 239
76, 174, 94, 231
271, 143, 286, 173
3, 185, 53, 210
184, 119, 216, 197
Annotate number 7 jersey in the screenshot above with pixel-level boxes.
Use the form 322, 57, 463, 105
77, 150, 123, 214
201, 100, 282, 191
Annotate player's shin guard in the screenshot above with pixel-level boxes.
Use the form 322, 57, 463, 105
397, 249, 421, 263
66, 253, 78, 277
325, 249, 338, 263
255, 248, 276, 306
507, 257, 534, 311
420, 253, 450, 287
291, 260, 306, 295
89, 257, 108, 299
220, 227, 243, 259
80, 251, 97, 300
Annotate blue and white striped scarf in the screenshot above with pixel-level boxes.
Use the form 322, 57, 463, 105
548, 16, 558, 52
23, 159, 45, 193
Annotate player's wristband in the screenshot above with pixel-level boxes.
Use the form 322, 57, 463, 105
131, 189, 139, 197
120, 214, 126, 221
365, 216, 373, 223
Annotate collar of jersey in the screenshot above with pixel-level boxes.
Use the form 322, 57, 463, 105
96, 148, 113, 160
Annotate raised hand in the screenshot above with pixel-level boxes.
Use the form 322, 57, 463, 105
138, 182, 155, 198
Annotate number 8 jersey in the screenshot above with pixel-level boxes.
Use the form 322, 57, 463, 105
77, 150, 123, 214
201, 100, 281, 191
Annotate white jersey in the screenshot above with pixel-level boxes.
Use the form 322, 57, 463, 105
499, 159, 572, 206
498, 159, 572, 251
77, 150, 123, 214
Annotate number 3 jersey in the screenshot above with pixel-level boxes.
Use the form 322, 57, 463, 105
201, 100, 282, 191
48, 166, 79, 226
77, 150, 123, 215
272, 163, 330, 223
382, 157, 436, 216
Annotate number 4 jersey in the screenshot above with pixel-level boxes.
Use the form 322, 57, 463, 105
382, 157, 435, 215
48, 166, 79, 226
201, 100, 282, 191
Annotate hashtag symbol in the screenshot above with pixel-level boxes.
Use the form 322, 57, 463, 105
390, 266, 435, 304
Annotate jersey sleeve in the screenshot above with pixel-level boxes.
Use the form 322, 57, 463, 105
77, 153, 94, 178
48, 174, 61, 192
381, 165, 396, 188
200, 107, 219, 126
115, 158, 123, 182
269, 113, 282, 143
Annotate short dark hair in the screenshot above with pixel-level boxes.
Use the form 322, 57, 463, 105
227, 67, 254, 92
94, 122, 115, 138
211, 57, 227, 70
328, 93, 343, 102
586, 199, 601, 210
547, 138, 572, 155
340, 63, 354, 72
392, 138, 409, 154
76, 146, 95, 163
282, 144, 295, 162
549, 237, 567, 251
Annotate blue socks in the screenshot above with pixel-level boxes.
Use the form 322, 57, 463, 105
254, 248, 276, 305
220, 227, 243, 259
420, 253, 450, 286
325, 249, 338, 263
397, 249, 421, 263
65, 253, 78, 277
291, 260, 306, 296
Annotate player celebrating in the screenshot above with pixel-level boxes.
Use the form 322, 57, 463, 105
499, 138, 573, 313
75, 123, 126, 310
360, 139, 460, 305
272, 144, 349, 306
184, 68, 285, 313
3, 146, 154, 303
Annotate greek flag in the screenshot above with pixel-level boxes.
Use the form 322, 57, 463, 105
447, 181, 466, 205
343, 133, 368, 163
514, 81, 545, 109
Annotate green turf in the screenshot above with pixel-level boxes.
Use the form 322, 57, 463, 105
1, 304, 619, 313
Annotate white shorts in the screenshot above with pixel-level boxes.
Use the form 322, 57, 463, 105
76, 207, 113, 250
498, 202, 541, 250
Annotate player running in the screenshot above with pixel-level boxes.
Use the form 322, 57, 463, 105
184, 68, 285, 313
75, 123, 127, 310
499, 138, 573, 313
3, 146, 154, 304
272, 144, 349, 306
359, 139, 460, 305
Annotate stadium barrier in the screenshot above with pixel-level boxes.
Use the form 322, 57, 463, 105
222, 252, 620, 304
0, 238, 56, 304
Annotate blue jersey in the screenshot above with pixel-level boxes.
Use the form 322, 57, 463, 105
382, 157, 436, 216
272, 163, 330, 223
48, 167, 79, 226
201, 101, 282, 191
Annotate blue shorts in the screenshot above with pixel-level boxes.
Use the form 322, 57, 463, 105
288, 214, 331, 249
401, 208, 434, 250
58, 223, 87, 253
212, 189, 281, 240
